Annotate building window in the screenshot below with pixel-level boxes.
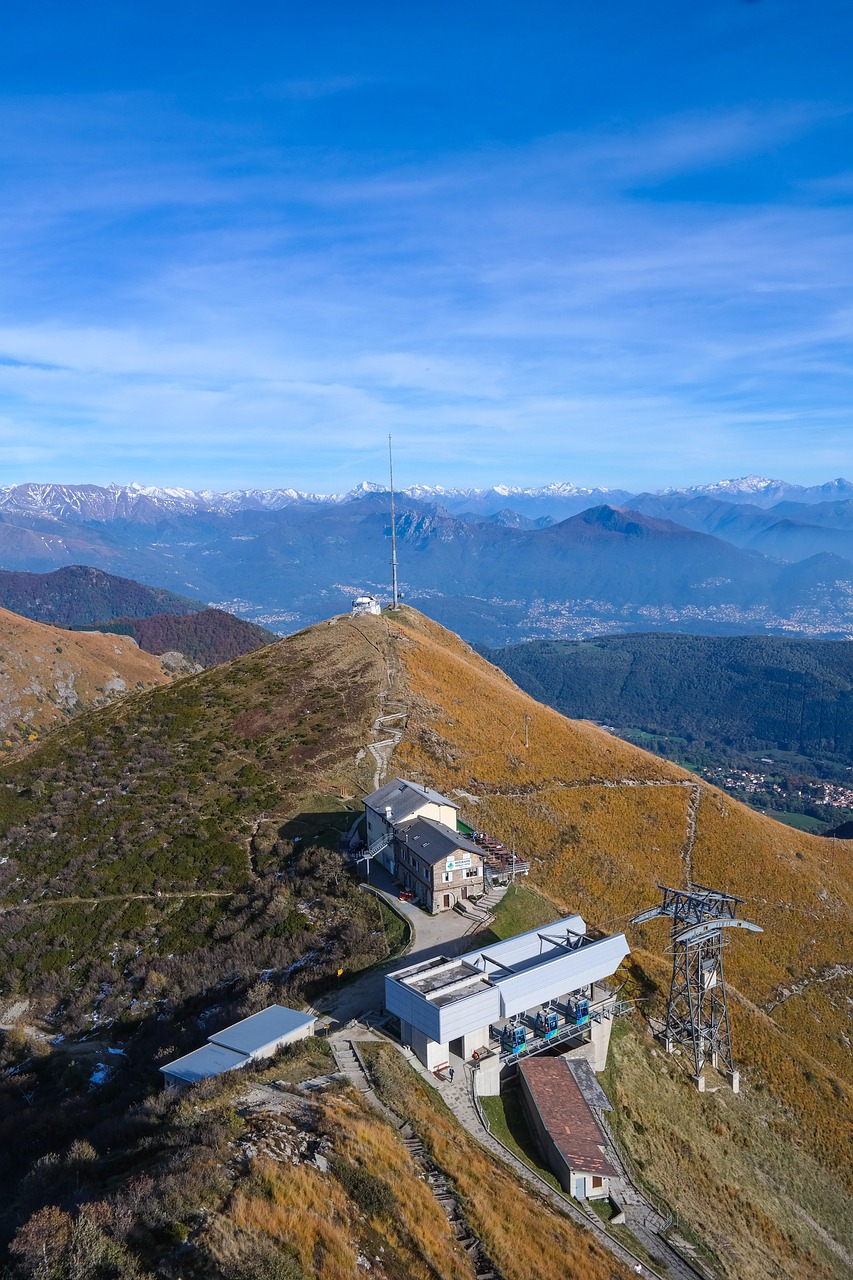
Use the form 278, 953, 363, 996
591, 1177, 604, 1189
442, 871, 453, 883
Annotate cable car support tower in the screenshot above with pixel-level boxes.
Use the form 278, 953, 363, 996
632, 884, 762, 1093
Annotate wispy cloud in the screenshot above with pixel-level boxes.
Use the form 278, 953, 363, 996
0, 92, 850, 490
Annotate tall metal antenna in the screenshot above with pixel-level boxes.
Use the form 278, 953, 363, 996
632, 883, 762, 1093
388, 434, 399, 609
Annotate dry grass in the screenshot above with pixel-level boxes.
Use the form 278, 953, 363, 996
381, 606, 853, 1274
601, 1021, 853, 1280
231, 1160, 357, 1280
0, 606, 174, 747
362, 1041, 634, 1280
217, 1083, 475, 1280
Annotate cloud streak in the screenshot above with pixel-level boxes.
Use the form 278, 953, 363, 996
0, 91, 850, 491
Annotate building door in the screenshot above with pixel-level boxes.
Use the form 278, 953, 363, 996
443, 894, 451, 908
461, 886, 468, 900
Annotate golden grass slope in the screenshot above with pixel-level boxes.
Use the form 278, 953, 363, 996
377, 606, 852, 1277
0, 606, 176, 747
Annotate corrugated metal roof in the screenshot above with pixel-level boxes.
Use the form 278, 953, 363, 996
209, 1005, 315, 1056
160, 1043, 248, 1084
396, 816, 483, 866
459, 916, 588, 971
363, 777, 458, 823
566, 1057, 613, 1112
519, 1057, 617, 1178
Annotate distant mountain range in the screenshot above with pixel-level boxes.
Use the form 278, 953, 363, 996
0, 479, 851, 645
1, 474, 852, 521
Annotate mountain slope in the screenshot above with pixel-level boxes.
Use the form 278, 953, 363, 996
82, 608, 276, 667
479, 632, 853, 757
0, 607, 177, 746
0, 608, 849, 1278
0, 565, 204, 626
389, 609, 852, 1278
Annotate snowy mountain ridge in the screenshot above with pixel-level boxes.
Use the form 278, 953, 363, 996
0, 475, 851, 521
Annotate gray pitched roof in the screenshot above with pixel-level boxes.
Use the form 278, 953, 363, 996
160, 1043, 247, 1084
396, 816, 482, 867
209, 1005, 316, 1055
363, 777, 458, 824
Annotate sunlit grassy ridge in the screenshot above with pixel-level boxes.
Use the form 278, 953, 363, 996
600, 1022, 853, 1280
225, 1088, 474, 1280
389, 607, 852, 1278
1, 605, 850, 1279
360, 1042, 633, 1280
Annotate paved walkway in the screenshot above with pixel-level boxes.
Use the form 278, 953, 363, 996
320, 875, 711, 1280
310, 867, 503, 1027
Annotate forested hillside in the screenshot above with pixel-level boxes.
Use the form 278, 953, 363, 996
480, 633, 853, 828
480, 633, 853, 755
0, 566, 203, 626
79, 608, 276, 667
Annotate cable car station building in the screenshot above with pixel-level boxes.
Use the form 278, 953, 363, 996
385, 914, 629, 1091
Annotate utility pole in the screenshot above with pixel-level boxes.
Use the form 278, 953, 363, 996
388, 434, 399, 610
524, 713, 530, 749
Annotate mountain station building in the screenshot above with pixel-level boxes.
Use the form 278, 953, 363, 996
385, 914, 629, 1080
363, 778, 484, 912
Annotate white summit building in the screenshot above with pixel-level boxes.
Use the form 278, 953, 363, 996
351, 594, 381, 616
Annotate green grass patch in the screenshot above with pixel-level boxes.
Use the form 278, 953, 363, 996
480, 1089, 562, 1191
375, 895, 412, 959
761, 808, 828, 834
488, 882, 561, 941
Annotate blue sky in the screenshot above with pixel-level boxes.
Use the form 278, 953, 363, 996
0, 1, 852, 492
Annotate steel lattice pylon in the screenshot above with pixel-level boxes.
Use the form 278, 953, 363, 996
632, 884, 762, 1090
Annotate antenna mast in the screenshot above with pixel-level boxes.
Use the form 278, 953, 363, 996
388, 434, 399, 609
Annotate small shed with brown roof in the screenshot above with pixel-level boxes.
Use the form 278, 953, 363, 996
518, 1056, 617, 1200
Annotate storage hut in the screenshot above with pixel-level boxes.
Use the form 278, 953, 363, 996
518, 1056, 617, 1199
160, 1005, 316, 1087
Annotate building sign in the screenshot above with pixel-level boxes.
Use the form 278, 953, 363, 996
445, 853, 472, 871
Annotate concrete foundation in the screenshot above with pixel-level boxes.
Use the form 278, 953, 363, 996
473, 1051, 501, 1097
694, 1073, 706, 1092
729, 1069, 740, 1095
588, 1010, 613, 1072
462, 1026, 491, 1060
412, 1026, 449, 1071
